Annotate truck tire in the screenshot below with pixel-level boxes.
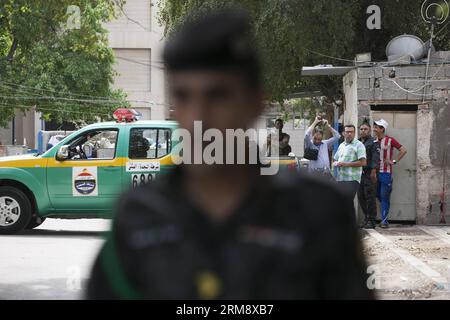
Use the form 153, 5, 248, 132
26, 216, 46, 229
0, 186, 32, 234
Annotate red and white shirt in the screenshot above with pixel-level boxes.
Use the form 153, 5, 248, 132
375, 136, 402, 174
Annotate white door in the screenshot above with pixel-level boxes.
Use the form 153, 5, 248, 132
371, 111, 417, 221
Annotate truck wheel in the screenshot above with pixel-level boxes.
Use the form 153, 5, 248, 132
26, 216, 46, 229
0, 186, 32, 235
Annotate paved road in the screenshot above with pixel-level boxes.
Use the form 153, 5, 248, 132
0, 219, 110, 300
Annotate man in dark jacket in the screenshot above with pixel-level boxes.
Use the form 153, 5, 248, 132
87, 8, 373, 300
357, 122, 380, 229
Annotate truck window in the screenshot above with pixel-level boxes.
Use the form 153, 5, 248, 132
129, 128, 172, 159
67, 129, 118, 160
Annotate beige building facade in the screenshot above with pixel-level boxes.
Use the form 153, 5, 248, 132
105, 0, 168, 120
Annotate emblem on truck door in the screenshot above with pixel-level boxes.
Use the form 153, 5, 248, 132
73, 167, 98, 196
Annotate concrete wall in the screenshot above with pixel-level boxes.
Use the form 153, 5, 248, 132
0, 123, 12, 145
13, 109, 41, 149
424, 100, 450, 224
415, 100, 450, 224
346, 62, 450, 224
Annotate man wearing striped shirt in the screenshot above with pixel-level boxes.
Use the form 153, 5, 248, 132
373, 119, 408, 228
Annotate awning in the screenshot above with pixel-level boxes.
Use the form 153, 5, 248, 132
301, 65, 355, 76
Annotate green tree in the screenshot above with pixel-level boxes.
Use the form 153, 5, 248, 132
0, 0, 128, 127
158, 0, 450, 107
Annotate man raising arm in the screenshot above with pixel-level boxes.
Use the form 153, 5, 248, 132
304, 116, 340, 177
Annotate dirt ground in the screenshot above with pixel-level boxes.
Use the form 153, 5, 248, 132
361, 225, 450, 300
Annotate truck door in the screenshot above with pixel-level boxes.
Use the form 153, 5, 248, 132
47, 128, 123, 212
124, 127, 173, 190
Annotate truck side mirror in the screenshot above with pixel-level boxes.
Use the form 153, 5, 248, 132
56, 145, 69, 161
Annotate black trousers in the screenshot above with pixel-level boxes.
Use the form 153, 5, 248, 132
357, 173, 377, 223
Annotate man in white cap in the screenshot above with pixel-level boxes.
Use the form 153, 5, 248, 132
373, 119, 407, 228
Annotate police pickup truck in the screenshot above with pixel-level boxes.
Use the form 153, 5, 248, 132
0, 109, 301, 234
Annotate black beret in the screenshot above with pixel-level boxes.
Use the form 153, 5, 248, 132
163, 8, 261, 85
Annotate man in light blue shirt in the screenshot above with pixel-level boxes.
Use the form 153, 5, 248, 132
304, 116, 341, 175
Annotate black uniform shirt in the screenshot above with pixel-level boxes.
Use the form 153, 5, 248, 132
359, 136, 380, 174
87, 166, 373, 300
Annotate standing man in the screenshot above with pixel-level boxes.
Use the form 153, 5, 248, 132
357, 122, 379, 229
373, 119, 407, 228
333, 125, 367, 199
304, 116, 341, 176
266, 118, 288, 156
278, 133, 292, 156
274, 118, 284, 135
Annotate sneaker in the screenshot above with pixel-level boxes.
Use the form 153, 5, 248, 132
379, 222, 389, 229
364, 221, 376, 229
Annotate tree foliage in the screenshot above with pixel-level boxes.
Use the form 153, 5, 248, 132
158, 0, 450, 105
0, 0, 128, 127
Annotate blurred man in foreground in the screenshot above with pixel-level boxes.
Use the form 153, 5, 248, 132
87, 9, 372, 300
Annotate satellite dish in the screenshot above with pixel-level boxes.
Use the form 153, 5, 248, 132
386, 35, 428, 61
